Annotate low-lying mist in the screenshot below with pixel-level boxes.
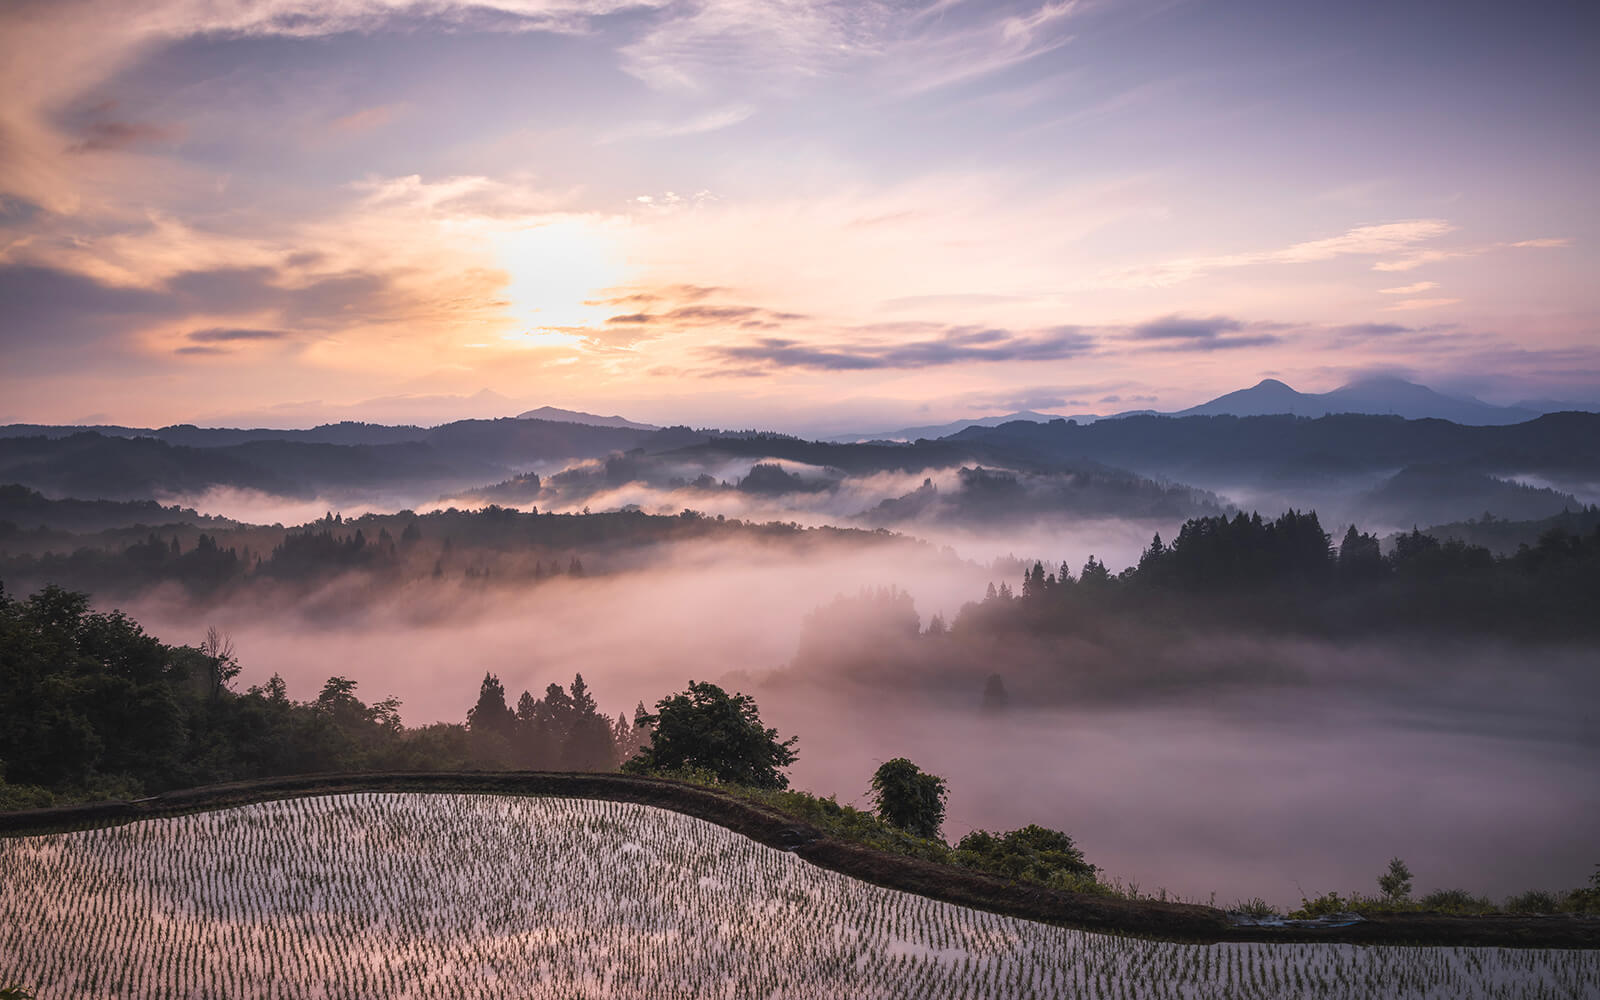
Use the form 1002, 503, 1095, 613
117, 532, 1599, 911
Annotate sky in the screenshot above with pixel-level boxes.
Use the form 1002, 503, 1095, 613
1, 0, 1595, 433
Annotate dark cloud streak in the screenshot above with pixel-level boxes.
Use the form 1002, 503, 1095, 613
713, 325, 1097, 372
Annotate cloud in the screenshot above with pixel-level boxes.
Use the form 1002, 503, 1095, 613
325, 104, 404, 135
712, 324, 1096, 372
1379, 281, 1438, 295
187, 327, 292, 342
600, 105, 755, 143
0, 263, 176, 348
1331, 322, 1413, 339
1382, 297, 1462, 311
1104, 220, 1457, 288
1374, 236, 1570, 272
617, 0, 1082, 98
1131, 314, 1244, 341
1129, 314, 1282, 352
605, 302, 807, 328
67, 119, 182, 154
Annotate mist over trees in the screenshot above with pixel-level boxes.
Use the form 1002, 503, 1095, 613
0, 585, 647, 808
954, 509, 1600, 638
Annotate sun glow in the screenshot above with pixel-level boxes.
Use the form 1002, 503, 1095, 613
491, 217, 629, 330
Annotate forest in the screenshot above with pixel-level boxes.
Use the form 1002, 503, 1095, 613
951, 509, 1600, 638
0, 582, 644, 809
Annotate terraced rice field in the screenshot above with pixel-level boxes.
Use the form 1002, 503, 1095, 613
0, 793, 1593, 999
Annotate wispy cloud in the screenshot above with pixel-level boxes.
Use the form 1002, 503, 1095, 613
711, 324, 1096, 372
1129, 314, 1284, 352
1379, 281, 1438, 295
187, 327, 292, 342
600, 105, 755, 143
1374, 236, 1570, 272
1383, 297, 1462, 312
1103, 220, 1456, 289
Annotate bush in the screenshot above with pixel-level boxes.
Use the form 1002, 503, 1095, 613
1504, 889, 1560, 914
1290, 892, 1352, 919
1230, 897, 1279, 918
867, 758, 948, 839
1563, 866, 1600, 914
954, 824, 1097, 890
1418, 888, 1495, 915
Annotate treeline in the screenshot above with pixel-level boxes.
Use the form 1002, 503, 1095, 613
957, 509, 1600, 636
0, 584, 639, 808
0, 502, 896, 600
463, 672, 647, 771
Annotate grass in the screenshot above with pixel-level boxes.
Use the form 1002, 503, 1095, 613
640, 766, 1117, 896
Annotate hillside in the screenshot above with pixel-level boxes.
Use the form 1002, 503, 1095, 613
3, 777, 1596, 972
952, 411, 1600, 488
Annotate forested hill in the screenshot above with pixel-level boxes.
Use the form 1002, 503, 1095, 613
951, 509, 1600, 637
951, 411, 1600, 482
0, 420, 711, 501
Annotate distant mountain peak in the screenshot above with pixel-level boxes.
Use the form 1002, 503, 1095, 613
515, 406, 659, 431
1171, 376, 1539, 425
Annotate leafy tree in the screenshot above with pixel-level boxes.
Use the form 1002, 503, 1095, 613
954, 824, 1095, 884
1378, 856, 1414, 902
624, 681, 797, 788
868, 757, 948, 839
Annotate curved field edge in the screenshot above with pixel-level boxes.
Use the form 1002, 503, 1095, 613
0, 770, 1591, 949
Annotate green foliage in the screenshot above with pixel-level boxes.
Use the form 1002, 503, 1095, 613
0, 585, 637, 808
1503, 889, 1560, 914
1416, 889, 1496, 915
0, 985, 36, 1000
867, 758, 948, 839
1230, 897, 1279, 918
977, 508, 1600, 637
1377, 857, 1413, 902
1289, 892, 1352, 919
624, 682, 797, 789
954, 825, 1098, 891
1568, 866, 1600, 913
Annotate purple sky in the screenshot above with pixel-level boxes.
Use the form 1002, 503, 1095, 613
1, 0, 1595, 432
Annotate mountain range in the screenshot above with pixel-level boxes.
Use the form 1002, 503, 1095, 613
1169, 376, 1545, 425
835, 376, 1593, 442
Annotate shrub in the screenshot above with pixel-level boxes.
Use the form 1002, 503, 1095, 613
1290, 892, 1352, 919
954, 824, 1097, 889
1230, 898, 1279, 919
1418, 888, 1495, 915
867, 758, 948, 839
1504, 889, 1560, 914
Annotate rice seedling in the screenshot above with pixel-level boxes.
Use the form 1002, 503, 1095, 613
0, 793, 1593, 999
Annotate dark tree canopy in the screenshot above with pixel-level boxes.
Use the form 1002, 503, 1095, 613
868, 757, 948, 839
954, 824, 1096, 885
624, 681, 797, 789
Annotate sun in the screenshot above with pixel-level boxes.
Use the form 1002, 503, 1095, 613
490, 216, 629, 332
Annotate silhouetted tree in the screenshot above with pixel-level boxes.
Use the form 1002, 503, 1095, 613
564, 673, 616, 770
869, 757, 948, 839
624, 681, 797, 788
